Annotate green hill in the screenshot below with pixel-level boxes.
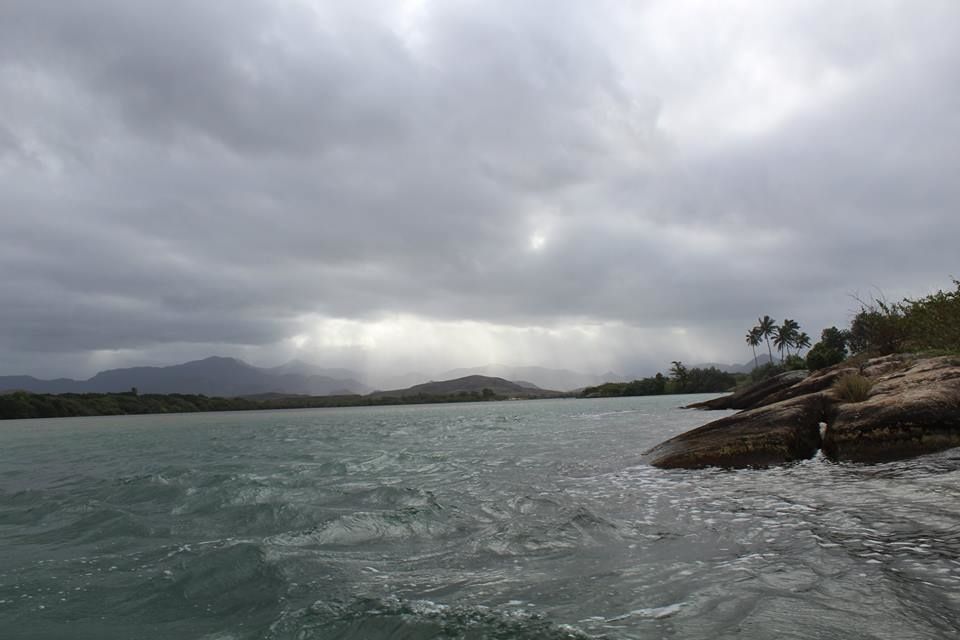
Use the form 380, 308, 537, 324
371, 375, 560, 399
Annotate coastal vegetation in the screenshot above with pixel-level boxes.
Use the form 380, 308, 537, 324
740, 278, 960, 378
580, 363, 736, 398
746, 317, 811, 366
805, 326, 850, 370
0, 384, 563, 421
743, 279, 960, 380
846, 280, 960, 356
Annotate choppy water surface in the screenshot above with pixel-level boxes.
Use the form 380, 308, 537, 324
2, 396, 959, 639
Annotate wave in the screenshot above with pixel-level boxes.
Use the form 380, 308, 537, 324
268, 507, 452, 548
268, 596, 600, 640
470, 499, 622, 557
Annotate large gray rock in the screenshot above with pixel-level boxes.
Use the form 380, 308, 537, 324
823, 356, 960, 462
645, 394, 827, 469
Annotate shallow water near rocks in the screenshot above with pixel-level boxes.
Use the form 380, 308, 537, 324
1, 395, 959, 639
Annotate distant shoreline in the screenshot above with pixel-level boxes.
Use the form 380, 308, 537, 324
0, 388, 730, 421
0, 389, 576, 421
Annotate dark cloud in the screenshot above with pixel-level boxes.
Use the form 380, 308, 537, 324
2, 0, 958, 378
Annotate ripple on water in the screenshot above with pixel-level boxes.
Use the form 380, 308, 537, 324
266, 596, 598, 640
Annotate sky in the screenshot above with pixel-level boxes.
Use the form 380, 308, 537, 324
2, 0, 958, 380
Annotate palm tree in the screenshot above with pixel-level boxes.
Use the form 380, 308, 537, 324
757, 316, 776, 364
785, 319, 800, 356
794, 331, 812, 356
774, 319, 800, 362
772, 327, 788, 362
745, 327, 762, 369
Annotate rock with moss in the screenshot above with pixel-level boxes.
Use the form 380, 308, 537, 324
822, 356, 960, 462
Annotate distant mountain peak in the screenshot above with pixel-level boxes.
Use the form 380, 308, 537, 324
370, 374, 560, 398
690, 354, 774, 374
0, 355, 370, 397
436, 364, 625, 391
191, 355, 253, 366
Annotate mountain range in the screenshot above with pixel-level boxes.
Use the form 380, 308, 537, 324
0, 355, 769, 398
431, 364, 626, 391
0, 357, 372, 397
0, 357, 632, 396
692, 354, 775, 374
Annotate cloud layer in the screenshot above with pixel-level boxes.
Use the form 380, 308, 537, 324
2, 0, 958, 378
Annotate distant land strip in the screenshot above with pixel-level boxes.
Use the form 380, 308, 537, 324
0, 389, 576, 420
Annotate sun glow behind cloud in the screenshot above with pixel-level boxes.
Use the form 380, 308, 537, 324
529, 233, 547, 251
270, 313, 724, 379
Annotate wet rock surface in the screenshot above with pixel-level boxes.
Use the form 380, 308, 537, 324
645, 394, 826, 469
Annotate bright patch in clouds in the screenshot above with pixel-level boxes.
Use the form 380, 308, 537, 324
289, 334, 309, 349
270, 314, 728, 381
633, 1, 866, 148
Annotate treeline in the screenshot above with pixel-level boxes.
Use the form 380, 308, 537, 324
581, 363, 736, 398
0, 388, 539, 420
0, 391, 260, 419
744, 278, 960, 378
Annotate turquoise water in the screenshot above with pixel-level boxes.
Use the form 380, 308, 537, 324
1, 396, 959, 639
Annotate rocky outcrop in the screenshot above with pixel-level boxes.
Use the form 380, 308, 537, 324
650, 354, 960, 469
645, 394, 827, 469
823, 356, 960, 462
752, 366, 856, 410
684, 370, 807, 410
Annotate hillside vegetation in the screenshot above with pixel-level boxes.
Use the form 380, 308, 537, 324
0, 375, 565, 420
581, 363, 736, 398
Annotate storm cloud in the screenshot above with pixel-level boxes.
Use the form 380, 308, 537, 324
2, 0, 958, 379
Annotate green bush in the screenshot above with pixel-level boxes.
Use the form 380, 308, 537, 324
848, 299, 910, 355
806, 326, 850, 370
904, 279, 960, 352
833, 373, 873, 403
784, 354, 807, 370
847, 281, 960, 356
806, 345, 845, 370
